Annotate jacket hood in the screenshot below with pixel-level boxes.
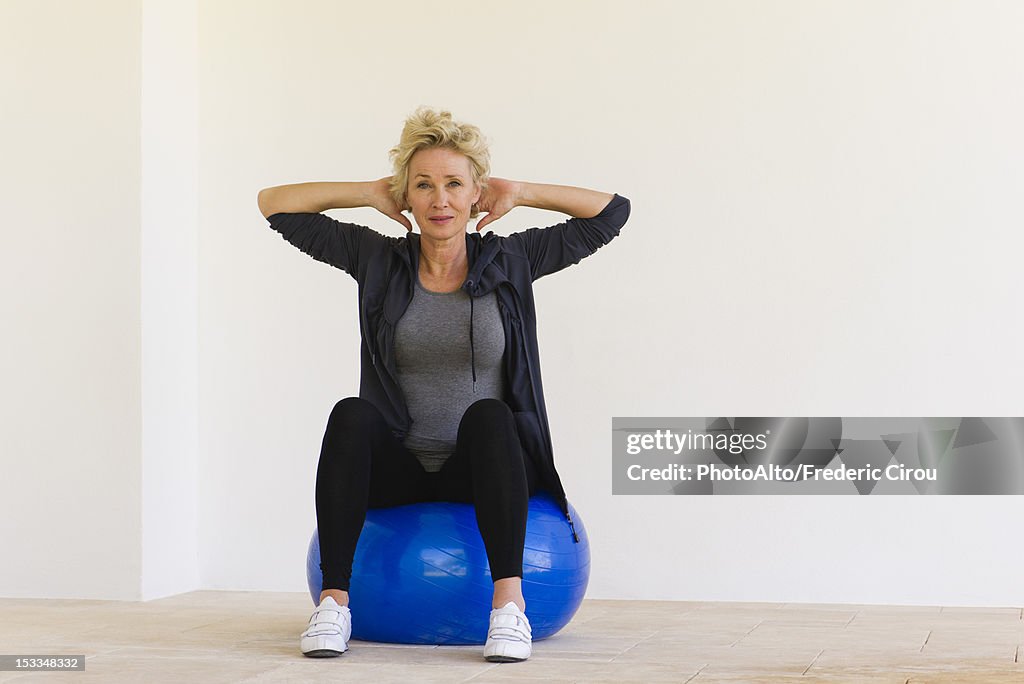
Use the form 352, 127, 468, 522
462, 231, 506, 296
394, 231, 505, 296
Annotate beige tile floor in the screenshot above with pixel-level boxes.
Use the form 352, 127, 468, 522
1, 592, 1021, 683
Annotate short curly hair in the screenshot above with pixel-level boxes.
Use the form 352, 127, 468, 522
388, 107, 490, 218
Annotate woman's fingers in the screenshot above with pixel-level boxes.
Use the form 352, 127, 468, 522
475, 206, 507, 232
475, 179, 520, 232
388, 210, 413, 232
370, 177, 411, 231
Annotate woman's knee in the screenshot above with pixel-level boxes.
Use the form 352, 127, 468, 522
327, 396, 382, 431
319, 398, 384, 472
458, 399, 525, 471
461, 398, 514, 428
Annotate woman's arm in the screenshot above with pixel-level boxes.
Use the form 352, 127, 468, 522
257, 178, 412, 231
487, 178, 631, 281
475, 179, 613, 232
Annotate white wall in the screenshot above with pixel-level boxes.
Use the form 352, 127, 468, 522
2, 1, 1022, 606
0, 0, 201, 602
0, 0, 143, 599
140, 0, 200, 600
202, 0, 1023, 606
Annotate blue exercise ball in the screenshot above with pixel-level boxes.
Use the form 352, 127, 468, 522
305, 494, 589, 645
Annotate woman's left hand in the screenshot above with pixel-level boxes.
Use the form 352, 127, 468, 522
474, 178, 522, 232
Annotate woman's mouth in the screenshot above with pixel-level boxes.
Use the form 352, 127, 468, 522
428, 216, 454, 225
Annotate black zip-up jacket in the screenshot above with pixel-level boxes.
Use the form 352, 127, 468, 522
267, 193, 631, 538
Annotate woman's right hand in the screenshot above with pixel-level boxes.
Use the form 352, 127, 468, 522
369, 178, 413, 232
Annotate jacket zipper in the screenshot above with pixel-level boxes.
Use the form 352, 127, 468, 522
566, 510, 579, 543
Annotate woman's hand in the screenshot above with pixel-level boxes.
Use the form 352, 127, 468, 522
368, 177, 413, 232
474, 178, 523, 232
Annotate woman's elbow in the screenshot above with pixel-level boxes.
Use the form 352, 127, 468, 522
257, 188, 276, 219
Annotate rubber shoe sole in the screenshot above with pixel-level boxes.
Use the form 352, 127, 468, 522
301, 635, 348, 658
485, 652, 528, 663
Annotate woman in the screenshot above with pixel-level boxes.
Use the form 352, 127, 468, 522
257, 108, 630, 662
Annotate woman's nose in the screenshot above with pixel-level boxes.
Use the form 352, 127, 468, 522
432, 189, 448, 207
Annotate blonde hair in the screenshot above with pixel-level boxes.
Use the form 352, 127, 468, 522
389, 107, 490, 217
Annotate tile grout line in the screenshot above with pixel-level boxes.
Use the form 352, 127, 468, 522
180, 620, 235, 633
728, 619, 763, 647
605, 629, 662, 663
800, 648, 824, 675
681, 663, 708, 683
461, 663, 499, 682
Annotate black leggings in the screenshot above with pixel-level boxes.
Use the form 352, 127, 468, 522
315, 397, 538, 592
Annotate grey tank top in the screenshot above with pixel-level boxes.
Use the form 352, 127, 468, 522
394, 278, 506, 472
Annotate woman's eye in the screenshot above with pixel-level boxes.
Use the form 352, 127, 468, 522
417, 182, 429, 189
449, 181, 462, 187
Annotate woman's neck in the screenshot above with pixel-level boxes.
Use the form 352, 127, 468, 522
419, 234, 468, 289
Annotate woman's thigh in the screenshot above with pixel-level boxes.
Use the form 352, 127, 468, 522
324, 397, 433, 509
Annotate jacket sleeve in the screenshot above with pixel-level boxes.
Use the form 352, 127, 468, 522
504, 194, 631, 281
265, 212, 393, 281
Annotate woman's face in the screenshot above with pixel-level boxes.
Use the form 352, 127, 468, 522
406, 147, 480, 240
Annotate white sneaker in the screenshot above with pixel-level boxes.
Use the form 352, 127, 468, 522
483, 601, 532, 662
300, 596, 351, 657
